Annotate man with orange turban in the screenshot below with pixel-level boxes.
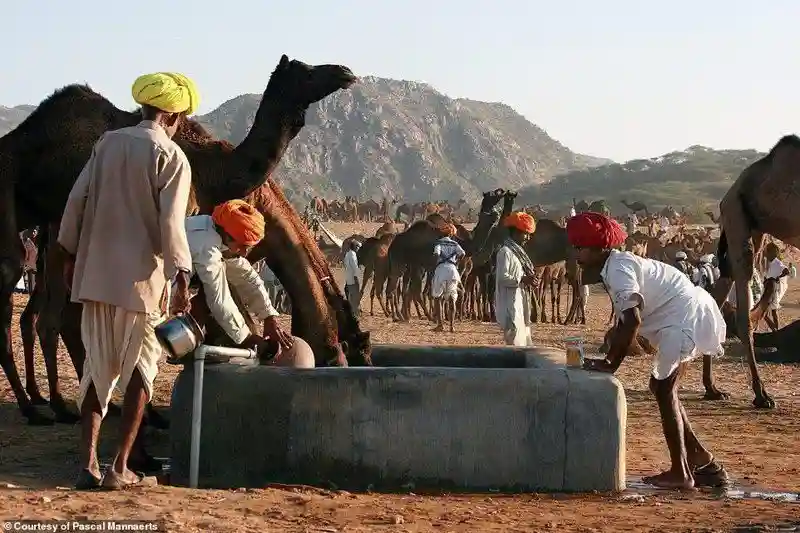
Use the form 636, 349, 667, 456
58, 72, 199, 490
183, 200, 314, 369
432, 223, 465, 332
495, 212, 538, 345
567, 212, 728, 489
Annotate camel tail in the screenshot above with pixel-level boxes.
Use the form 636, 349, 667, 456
717, 230, 730, 278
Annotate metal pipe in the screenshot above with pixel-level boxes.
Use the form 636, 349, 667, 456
188, 344, 257, 488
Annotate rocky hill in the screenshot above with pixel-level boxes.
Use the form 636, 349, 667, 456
0, 105, 35, 137
517, 145, 765, 218
0, 77, 609, 204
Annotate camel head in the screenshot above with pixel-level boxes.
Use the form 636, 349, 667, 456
479, 188, 505, 213
341, 330, 372, 366
266, 54, 358, 109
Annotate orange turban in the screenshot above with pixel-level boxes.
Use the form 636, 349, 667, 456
566, 212, 627, 249
442, 223, 457, 237
211, 200, 265, 246
503, 212, 536, 234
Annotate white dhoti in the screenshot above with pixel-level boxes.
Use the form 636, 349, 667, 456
78, 301, 164, 418
650, 289, 725, 380
768, 278, 788, 311
432, 263, 461, 302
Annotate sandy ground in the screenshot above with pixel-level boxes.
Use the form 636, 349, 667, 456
1, 221, 799, 532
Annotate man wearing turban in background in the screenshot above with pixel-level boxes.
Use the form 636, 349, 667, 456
183, 200, 314, 368
568, 212, 728, 490
58, 72, 200, 490
495, 212, 538, 346
432, 223, 465, 333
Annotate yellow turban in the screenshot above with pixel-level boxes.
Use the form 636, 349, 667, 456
131, 72, 200, 115
212, 200, 265, 246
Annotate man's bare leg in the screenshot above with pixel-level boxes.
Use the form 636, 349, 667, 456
448, 298, 455, 333
432, 298, 444, 332
644, 365, 694, 489
769, 309, 780, 331
75, 384, 103, 489
103, 369, 148, 487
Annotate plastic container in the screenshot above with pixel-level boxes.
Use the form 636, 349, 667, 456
564, 337, 585, 368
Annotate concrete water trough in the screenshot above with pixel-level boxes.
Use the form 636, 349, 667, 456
169, 344, 627, 492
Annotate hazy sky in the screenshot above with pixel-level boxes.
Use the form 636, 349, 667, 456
2, 0, 798, 162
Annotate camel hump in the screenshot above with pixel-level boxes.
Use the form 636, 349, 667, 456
772, 134, 800, 153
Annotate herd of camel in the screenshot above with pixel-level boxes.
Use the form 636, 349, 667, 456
306, 193, 694, 228
0, 53, 799, 434
311, 199, 718, 328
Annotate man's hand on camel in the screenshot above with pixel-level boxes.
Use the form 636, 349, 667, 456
264, 316, 294, 351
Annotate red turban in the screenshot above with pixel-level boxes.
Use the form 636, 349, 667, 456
211, 200, 265, 246
566, 212, 627, 249
503, 212, 536, 234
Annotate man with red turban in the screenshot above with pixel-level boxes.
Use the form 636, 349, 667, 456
432, 223, 465, 333
183, 200, 314, 369
495, 212, 538, 346
567, 212, 728, 489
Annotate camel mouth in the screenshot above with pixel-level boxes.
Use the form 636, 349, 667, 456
338, 68, 358, 88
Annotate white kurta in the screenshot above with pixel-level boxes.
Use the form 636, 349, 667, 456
765, 258, 789, 310
601, 250, 726, 379
343, 250, 360, 286
495, 245, 532, 346
184, 216, 278, 344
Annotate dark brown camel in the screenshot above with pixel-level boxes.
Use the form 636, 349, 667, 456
358, 233, 394, 316
2, 55, 360, 425
465, 190, 518, 321
713, 135, 800, 409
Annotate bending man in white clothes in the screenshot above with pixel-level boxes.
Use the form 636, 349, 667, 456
432, 224, 465, 332
184, 200, 314, 368
495, 212, 538, 346
569, 212, 728, 490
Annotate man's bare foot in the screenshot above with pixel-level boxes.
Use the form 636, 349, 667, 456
75, 461, 102, 490
432, 325, 444, 332
449, 326, 455, 333
101, 466, 142, 490
642, 471, 695, 490
688, 451, 714, 471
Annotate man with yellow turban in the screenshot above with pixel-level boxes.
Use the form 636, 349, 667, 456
432, 223, 465, 333
58, 72, 199, 490
183, 200, 314, 369
495, 212, 538, 346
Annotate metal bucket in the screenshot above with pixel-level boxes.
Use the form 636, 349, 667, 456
155, 314, 205, 363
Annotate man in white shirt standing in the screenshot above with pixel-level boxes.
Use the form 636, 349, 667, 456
343, 240, 362, 317
495, 212, 538, 346
432, 224, 465, 332
568, 212, 728, 490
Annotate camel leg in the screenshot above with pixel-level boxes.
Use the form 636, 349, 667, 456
20, 281, 47, 405
0, 198, 53, 424
551, 280, 558, 324
721, 217, 774, 409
